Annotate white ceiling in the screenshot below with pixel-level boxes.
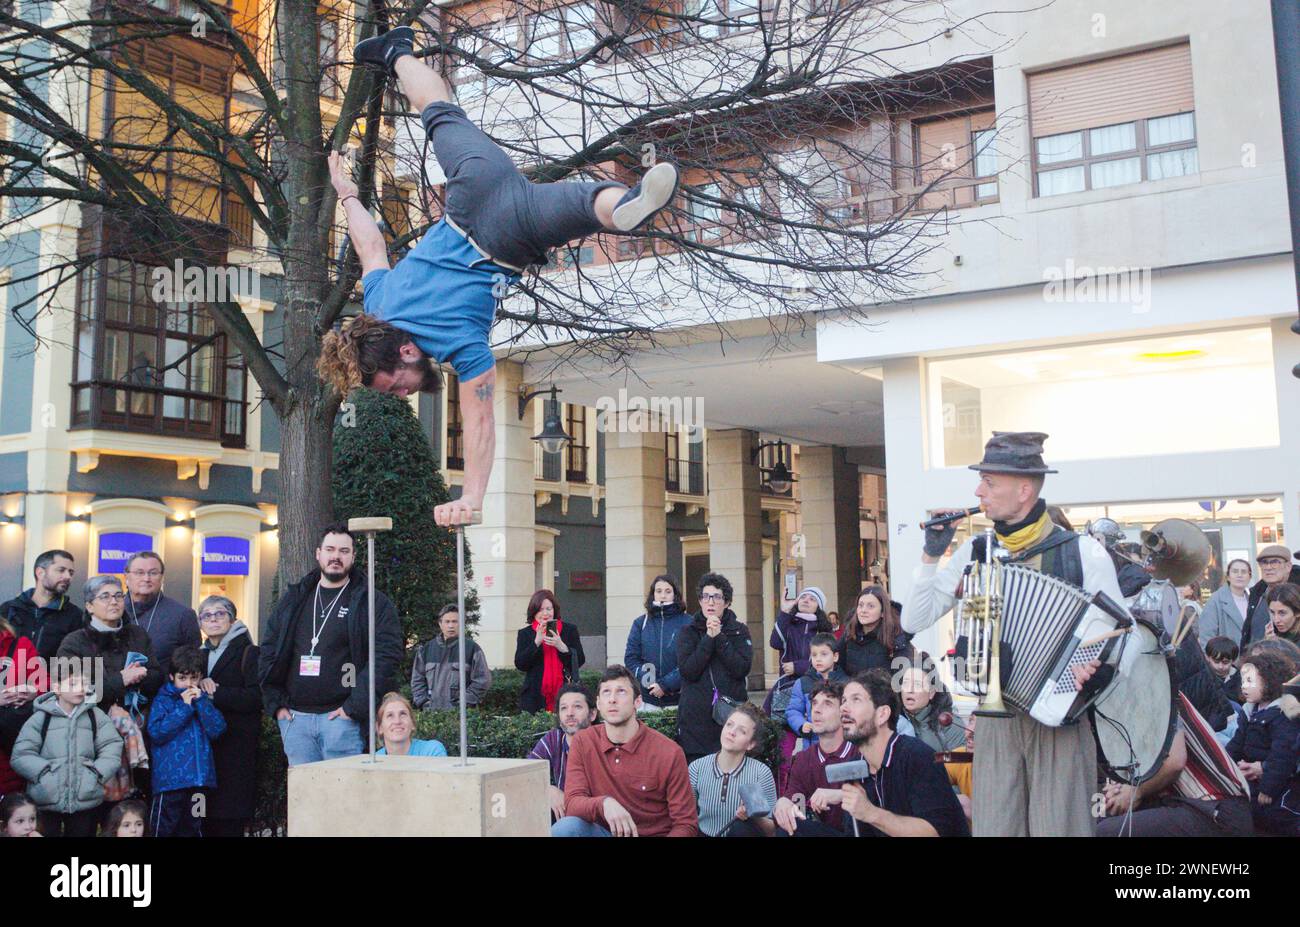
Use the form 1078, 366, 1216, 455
519, 328, 887, 448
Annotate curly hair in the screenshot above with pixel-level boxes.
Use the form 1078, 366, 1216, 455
318, 313, 441, 396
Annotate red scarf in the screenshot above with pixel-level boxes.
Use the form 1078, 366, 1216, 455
536, 619, 565, 712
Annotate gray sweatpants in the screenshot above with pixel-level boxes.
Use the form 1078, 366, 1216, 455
421, 102, 623, 269
972, 709, 1097, 837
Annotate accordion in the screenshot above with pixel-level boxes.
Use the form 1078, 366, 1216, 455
959, 563, 1133, 727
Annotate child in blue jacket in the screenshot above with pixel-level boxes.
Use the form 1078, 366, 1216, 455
1226, 648, 1300, 836
147, 645, 226, 837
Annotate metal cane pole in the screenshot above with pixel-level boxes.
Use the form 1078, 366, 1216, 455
456, 525, 468, 766
348, 517, 392, 765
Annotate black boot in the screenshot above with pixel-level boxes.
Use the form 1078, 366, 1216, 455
353, 25, 415, 77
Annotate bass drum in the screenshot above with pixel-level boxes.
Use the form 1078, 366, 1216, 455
1090, 616, 1177, 785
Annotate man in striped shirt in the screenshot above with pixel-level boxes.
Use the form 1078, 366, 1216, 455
1096, 693, 1253, 837
527, 682, 596, 822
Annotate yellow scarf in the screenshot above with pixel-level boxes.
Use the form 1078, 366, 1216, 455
996, 510, 1054, 554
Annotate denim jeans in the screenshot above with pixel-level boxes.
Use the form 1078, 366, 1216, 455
420, 102, 622, 269
550, 815, 613, 837
277, 711, 365, 767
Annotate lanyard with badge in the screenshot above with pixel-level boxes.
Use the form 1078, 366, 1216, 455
301, 581, 349, 677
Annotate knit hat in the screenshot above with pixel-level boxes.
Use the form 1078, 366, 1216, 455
797, 587, 827, 612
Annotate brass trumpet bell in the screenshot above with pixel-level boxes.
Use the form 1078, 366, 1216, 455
1139, 518, 1212, 586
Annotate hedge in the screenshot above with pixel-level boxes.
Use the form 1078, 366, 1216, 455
251, 676, 784, 835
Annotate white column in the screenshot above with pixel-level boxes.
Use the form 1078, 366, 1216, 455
466, 360, 536, 668
604, 428, 667, 670
1272, 317, 1300, 541
799, 444, 862, 618
882, 357, 941, 654
706, 428, 764, 688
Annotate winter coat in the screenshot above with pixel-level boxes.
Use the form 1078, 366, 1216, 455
124, 593, 200, 673
675, 609, 754, 757
0, 590, 83, 662
0, 631, 45, 794
204, 627, 261, 820
411, 635, 492, 710
56, 619, 163, 713
769, 610, 826, 679
1242, 567, 1300, 647
904, 703, 967, 753
1172, 627, 1233, 732
1225, 703, 1300, 800
258, 567, 402, 721
10, 692, 122, 813
1199, 585, 1248, 648
838, 624, 914, 677
514, 623, 585, 713
148, 681, 227, 793
624, 602, 692, 708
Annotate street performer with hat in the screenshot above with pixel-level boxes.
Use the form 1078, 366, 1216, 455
903, 431, 1124, 836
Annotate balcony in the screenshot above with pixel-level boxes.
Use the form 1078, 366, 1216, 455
665, 457, 705, 495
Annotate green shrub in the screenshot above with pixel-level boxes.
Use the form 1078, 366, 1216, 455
476, 667, 604, 715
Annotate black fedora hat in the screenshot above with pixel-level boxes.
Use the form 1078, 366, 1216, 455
968, 431, 1058, 475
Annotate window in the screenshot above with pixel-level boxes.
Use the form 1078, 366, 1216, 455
913, 110, 997, 210
565, 404, 587, 481
1033, 113, 1197, 197
927, 328, 1278, 467
445, 373, 464, 470
1028, 43, 1197, 197
72, 259, 247, 447
689, 182, 723, 240
527, 9, 565, 60
527, 4, 601, 60
557, 245, 595, 268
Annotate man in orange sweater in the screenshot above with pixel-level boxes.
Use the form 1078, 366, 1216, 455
553, 665, 698, 837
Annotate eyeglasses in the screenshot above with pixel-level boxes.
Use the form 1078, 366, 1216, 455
699, 592, 726, 603
199, 610, 231, 622
1259, 559, 1287, 567
94, 592, 126, 603
127, 570, 162, 578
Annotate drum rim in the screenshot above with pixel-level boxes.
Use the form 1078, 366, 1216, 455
1090, 615, 1178, 786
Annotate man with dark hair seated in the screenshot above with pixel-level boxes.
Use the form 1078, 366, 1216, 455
552, 665, 697, 837
527, 682, 596, 822
773, 681, 860, 836
837, 669, 969, 837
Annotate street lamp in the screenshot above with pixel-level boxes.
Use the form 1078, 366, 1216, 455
518, 385, 571, 454
751, 439, 797, 494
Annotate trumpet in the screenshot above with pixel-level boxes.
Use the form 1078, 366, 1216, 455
955, 527, 1012, 717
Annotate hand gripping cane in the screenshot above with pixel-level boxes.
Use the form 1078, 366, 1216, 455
348, 517, 392, 763
453, 511, 482, 766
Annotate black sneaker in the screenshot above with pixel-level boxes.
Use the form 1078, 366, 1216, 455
353, 25, 415, 77
611, 162, 679, 231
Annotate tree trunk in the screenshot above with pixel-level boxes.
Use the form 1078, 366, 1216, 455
274, 393, 336, 580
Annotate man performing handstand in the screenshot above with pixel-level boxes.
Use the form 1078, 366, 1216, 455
318, 27, 678, 527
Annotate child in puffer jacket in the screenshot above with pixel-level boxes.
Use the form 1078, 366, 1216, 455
10, 665, 122, 837
1226, 649, 1300, 836
147, 646, 225, 837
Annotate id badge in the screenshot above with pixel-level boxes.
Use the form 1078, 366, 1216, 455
299, 655, 322, 677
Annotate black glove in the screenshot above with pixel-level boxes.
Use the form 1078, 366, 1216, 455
923, 522, 958, 558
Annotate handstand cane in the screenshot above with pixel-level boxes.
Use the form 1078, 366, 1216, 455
348, 517, 392, 764
455, 511, 483, 766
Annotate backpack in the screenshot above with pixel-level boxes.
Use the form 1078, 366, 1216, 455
37, 706, 107, 753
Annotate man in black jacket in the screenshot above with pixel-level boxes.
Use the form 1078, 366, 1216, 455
258, 522, 402, 766
2, 549, 83, 663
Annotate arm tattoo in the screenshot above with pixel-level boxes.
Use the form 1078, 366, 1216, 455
475, 382, 494, 403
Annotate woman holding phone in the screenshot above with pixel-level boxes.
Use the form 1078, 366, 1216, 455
514, 590, 584, 713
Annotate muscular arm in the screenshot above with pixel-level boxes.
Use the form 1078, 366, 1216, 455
454, 368, 496, 517
329, 151, 389, 276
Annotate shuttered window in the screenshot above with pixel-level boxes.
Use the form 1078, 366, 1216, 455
1028, 43, 1197, 197
913, 109, 997, 210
